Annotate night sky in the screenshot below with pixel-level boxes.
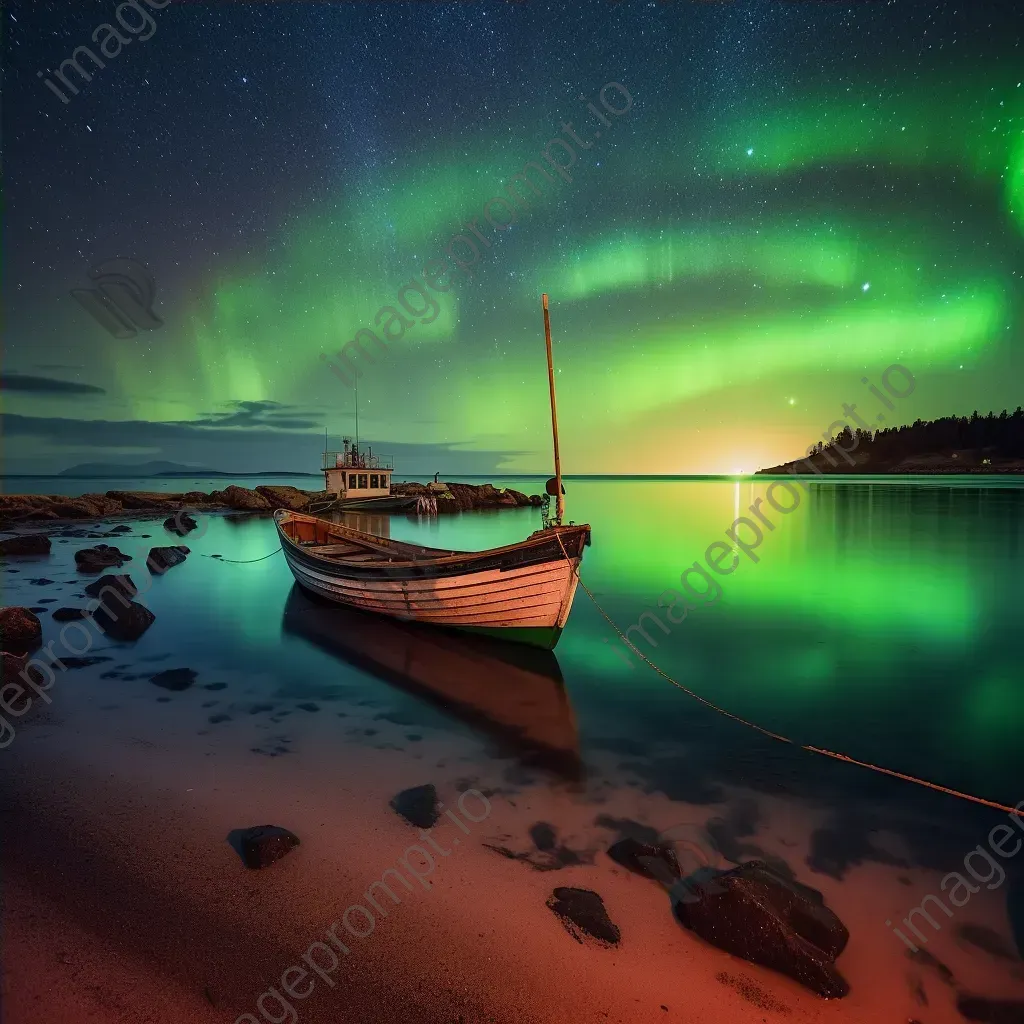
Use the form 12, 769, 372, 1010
4, 0, 1022, 476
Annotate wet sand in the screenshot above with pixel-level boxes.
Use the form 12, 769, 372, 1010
6, 679, 1024, 1024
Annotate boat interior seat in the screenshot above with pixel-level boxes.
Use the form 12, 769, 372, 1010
312, 543, 378, 557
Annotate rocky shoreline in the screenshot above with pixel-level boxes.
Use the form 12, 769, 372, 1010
0, 481, 543, 527
757, 453, 1024, 475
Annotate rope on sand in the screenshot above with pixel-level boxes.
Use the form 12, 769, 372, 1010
553, 533, 1021, 817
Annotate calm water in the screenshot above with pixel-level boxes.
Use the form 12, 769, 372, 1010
8, 476, 1022, 809
372, 476, 1023, 815
3, 476, 1024, 1017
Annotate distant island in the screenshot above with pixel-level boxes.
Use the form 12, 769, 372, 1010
58, 460, 219, 477
32, 460, 319, 479
759, 408, 1024, 475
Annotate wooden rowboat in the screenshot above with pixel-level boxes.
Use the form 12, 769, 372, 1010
278, 294, 589, 649
275, 509, 590, 650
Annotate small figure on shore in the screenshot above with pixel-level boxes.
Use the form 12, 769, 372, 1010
434, 471, 439, 483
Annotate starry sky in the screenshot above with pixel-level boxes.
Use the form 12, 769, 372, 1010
3, 0, 1023, 476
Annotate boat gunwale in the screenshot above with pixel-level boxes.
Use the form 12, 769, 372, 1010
274, 509, 590, 572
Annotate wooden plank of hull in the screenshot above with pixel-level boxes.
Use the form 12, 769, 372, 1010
282, 545, 581, 629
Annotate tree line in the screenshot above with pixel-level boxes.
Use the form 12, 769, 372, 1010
812, 408, 1024, 465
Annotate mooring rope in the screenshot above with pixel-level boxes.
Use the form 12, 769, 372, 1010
553, 532, 1020, 817
202, 548, 281, 564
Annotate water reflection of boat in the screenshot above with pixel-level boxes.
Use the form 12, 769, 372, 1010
334, 512, 391, 538
282, 585, 581, 777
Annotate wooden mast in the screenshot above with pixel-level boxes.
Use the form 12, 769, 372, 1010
542, 293, 564, 524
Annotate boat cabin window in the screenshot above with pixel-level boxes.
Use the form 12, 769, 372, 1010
348, 474, 357, 489
382, 474, 389, 488
358, 474, 368, 489
370, 474, 379, 489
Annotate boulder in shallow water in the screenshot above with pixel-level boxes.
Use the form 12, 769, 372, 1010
83, 573, 138, 601
47, 494, 124, 519
0, 651, 46, 690
547, 887, 620, 946
146, 546, 189, 574
62, 656, 111, 669
0, 607, 43, 653
52, 607, 89, 622
150, 668, 197, 691
0, 535, 52, 556
671, 860, 849, 999
105, 490, 178, 509
234, 825, 301, 869
163, 513, 198, 536
255, 485, 311, 511
389, 783, 439, 828
607, 837, 681, 885
92, 600, 155, 641
220, 485, 271, 511
75, 544, 132, 573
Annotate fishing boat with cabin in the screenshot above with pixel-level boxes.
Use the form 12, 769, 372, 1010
318, 437, 418, 512
275, 294, 590, 649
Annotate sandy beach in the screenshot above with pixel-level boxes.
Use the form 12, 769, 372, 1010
5, 643, 1024, 1024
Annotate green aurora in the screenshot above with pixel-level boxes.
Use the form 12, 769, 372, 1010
140, 66, 1022, 471
6, 11, 1022, 474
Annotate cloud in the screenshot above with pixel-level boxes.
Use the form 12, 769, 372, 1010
190, 399, 320, 430
0, 412, 525, 477
1, 412, 300, 446
1, 373, 105, 395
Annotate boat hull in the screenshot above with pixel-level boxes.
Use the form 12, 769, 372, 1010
333, 494, 418, 512
275, 511, 588, 649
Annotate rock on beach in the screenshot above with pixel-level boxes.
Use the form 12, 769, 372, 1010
92, 600, 155, 641
547, 887, 621, 946
75, 545, 132, 573
0, 607, 43, 654
389, 784, 440, 828
0, 535, 52, 556
0, 481, 543, 529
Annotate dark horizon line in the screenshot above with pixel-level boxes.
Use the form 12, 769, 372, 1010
5, 471, 1024, 482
